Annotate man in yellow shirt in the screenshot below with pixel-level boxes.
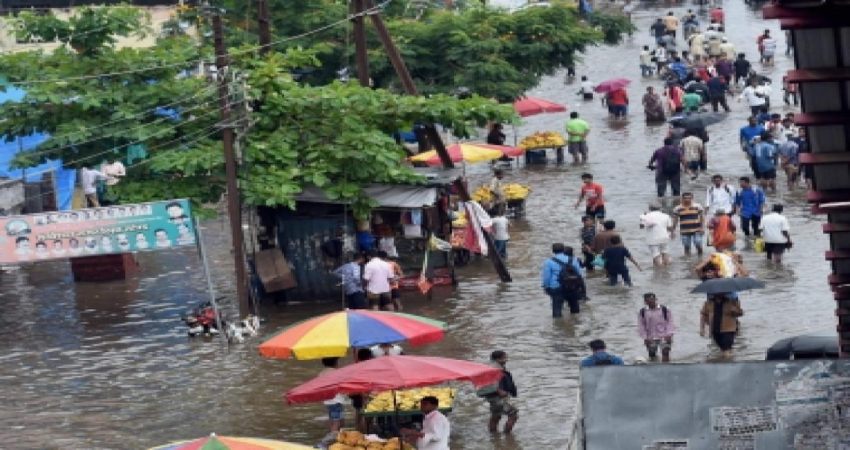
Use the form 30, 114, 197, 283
662, 11, 679, 39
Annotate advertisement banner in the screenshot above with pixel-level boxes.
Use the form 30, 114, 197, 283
0, 199, 196, 264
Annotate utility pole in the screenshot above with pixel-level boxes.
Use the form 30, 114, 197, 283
351, 0, 370, 87
363, 0, 512, 282
212, 14, 252, 317
257, 0, 272, 55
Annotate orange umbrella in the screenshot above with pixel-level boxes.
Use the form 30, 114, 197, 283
513, 96, 568, 117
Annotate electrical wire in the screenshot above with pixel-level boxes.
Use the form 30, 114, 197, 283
15, 87, 220, 160
4, 0, 392, 86
7, 100, 239, 183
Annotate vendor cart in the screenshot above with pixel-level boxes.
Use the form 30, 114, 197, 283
519, 131, 567, 165
361, 388, 456, 437
507, 198, 526, 218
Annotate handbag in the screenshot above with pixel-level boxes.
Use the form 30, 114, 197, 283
753, 238, 765, 253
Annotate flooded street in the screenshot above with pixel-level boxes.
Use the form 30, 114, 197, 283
0, 2, 837, 449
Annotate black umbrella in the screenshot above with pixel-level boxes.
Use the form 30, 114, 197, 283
765, 331, 838, 360
690, 277, 766, 294
669, 112, 726, 129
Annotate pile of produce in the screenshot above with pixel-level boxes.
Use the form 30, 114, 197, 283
364, 387, 455, 413
503, 183, 531, 200
451, 211, 467, 228
330, 432, 413, 450
471, 184, 530, 203
518, 131, 566, 150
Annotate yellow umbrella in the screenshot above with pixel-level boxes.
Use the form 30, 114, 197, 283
410, 143, 516, 166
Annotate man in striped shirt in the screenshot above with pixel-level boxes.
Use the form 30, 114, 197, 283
671, 192, 705, 256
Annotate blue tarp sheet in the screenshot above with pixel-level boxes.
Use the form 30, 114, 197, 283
0, 82, 76, 210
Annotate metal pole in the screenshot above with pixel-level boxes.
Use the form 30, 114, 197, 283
257, 0, 272, 55
363, 0, 418, 96
213, 14, 252, 318
194, 217, 228, 347
352, 0, 371, 87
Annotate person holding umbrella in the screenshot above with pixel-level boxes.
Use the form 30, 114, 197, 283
700, 293, 744, 358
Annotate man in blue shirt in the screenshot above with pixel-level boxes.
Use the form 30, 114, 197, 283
540, 243, 584, 318
580, 339, 625, 367
749, 131, 779, 193
668, 57, 689, 81
739, 116, 765, 153
333, 253, 367, 309
735, 176, 766, 238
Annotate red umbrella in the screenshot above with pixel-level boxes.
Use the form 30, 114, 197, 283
593, 78, 631, 94
513, 96, 568, 117
285, 355, 502, 404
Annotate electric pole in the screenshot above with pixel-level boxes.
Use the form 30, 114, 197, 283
352, 0, 370, 87
257, 0, 272, 55
212, 14, 252, 317
362, 0, 512, 282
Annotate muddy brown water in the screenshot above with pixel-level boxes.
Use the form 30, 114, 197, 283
0, 3, 835, 449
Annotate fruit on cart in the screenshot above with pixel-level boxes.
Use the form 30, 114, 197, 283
518, 131, 566, 150
451, 211, 467, 228
331, 434, 414, 450
503, 183, 531, 200
363, 388, 455, 413
471, 186, 494, 203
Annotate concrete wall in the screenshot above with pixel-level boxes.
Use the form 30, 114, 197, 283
0, 178, 24, 215
0, 5, 193, 53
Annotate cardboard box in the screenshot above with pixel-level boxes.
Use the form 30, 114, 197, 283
255, 248, 297, 292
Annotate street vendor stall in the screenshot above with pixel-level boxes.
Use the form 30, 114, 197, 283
518, 131, 567, 164
470, 183, 531, 217
361, 387, 456, 436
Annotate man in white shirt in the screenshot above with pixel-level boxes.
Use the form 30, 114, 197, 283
760, 204, 792, 263
80, 166, 108, 207
490, 208, 510, 260
363, 252, 394, 310
579, 76, 594, 100
706, 174, 736, 217
640, 203, 674, 267
738, 78, 767, 117
404, 396, 450, 450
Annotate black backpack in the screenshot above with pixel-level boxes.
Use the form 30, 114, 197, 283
662, 148, 681, 175
552, 257, 583, 292
640, 305, 670, 321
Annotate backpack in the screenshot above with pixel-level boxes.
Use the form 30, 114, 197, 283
662, 148, 681, 175
552, 257, 583, 292
709, 185, 732, 197
640, 305, 670, 321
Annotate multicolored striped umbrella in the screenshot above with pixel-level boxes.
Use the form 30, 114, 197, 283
149, 434, 312, 450
258, 310, 447, 360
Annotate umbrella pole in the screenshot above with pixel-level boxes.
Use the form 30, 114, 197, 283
393, 389, 402, 444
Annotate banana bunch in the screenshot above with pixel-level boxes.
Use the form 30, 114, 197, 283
331, 435, 413, 450
363, 387, 455, 413
451, 211, 467, 228
518, 131, 566, 150
503, 183, 531, 200
471, 186, 494, 203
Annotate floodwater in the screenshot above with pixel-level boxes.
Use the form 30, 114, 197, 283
0, 3, 836, 449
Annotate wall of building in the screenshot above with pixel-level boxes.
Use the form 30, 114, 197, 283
0, 178, 25, 215
0, 4, 191, 53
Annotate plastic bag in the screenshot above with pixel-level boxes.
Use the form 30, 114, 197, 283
753, 237, 765, 253
592, 254, 606, 268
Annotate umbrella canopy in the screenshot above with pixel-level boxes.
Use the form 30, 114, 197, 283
286, 355, 503, 404
691, 277, 766, 294
512, 96, 568, 117
258, 310, 447, 360
409, 143, 524, 166
150, 434, 313, 450
669, 112, 726, 129
593, 78, 631, 93
765, 331, 839, 360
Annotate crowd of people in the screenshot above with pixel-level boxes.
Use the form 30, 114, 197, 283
536, 7, 801, 366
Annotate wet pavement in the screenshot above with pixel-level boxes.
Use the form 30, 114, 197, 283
0, 2, 837, 449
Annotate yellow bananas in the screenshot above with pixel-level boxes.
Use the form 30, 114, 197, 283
363, 387, 455, 414
503, 183, 531, 200
518, 131, 566, 150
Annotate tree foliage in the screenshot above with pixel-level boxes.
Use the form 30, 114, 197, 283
1, 5, 515, 218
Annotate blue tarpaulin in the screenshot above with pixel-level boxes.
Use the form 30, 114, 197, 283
1, 81, 76, 210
